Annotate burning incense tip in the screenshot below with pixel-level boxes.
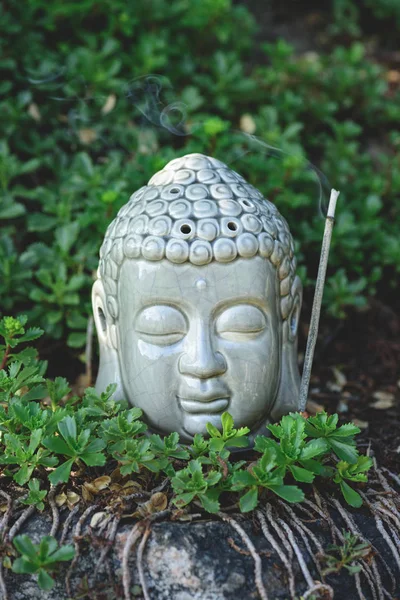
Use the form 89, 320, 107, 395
327, 189, 340, 218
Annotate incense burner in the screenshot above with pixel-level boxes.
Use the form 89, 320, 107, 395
92, 154, 302, 441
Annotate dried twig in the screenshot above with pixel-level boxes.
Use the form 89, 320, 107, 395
218, 512, 268, 600
137, 525, 151, 600
257, 510, 295, 599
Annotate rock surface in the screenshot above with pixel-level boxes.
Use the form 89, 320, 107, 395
3, 503, 399, 600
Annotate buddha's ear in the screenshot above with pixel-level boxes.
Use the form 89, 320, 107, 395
270, 275, 303, 421
284, 275, 302, 344
92, 279, 116, 349
92, 279, 125, 401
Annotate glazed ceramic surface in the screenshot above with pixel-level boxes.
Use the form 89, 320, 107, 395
93, 154, 302, 441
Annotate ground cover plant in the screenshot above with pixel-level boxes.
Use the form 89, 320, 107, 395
1, 0, 399, 366
0, 314, 388, 598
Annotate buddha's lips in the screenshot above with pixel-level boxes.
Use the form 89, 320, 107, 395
177, 397, 229, 414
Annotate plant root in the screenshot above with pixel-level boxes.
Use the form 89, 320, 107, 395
278, 501, 324, 578
65, 505, 98, 597
329, 497, 384, 600
265, 503, 294, 560
150, 478, 169, 494
277, 517, 314, 588
218, 512, 268, 600
48, 486, 60, 537
7, 505, 35, 542
137, 524, 151, 600
60, 505, 80, 545
256, 510, 296, 599
276, 515, 334, 599
381, 467, 400, 488
0, 491, 13, 539
0, 564, 8, 600
302, 582, 334, 599
93, 515, 120, 582
122, 522, 145, 600
360, 491, 400, 573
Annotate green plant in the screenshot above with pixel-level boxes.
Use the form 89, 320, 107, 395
12, 535, 75, 590
321, 530, 372, 576
0, 0, 399, 361
0, 315, 43, 370
333, 456, 373, 508
205, 412, 250, 451
300, 412, 361, 464
0, 428, 58, 485
20, 478, 47, 511
42, 415, 106, 485
0, 316, 373, 512
171, 459, 222, 512
231, 448, 305, 512
256, 414, 329, 482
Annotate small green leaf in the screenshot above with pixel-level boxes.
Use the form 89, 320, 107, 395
199, 492, 220, 513
48, 458, 74, 485
58, 416, 77, 448
206, 423, 221, 438
221, 412, 234, 436
12, 557, 38, 575
239, 487, 258, 512
340, 481, 363, 508
13, 535, 38, 562
37, 569, 55, 590
329, 439, 359, 464
270, 485, 305, 503
47, 545, 75, 563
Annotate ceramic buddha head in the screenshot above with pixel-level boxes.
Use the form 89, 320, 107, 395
92, 153, 302, 442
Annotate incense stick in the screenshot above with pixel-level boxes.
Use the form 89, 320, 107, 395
299, 189, 340, 412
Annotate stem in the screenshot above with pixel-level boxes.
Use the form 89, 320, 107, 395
299, 189, 340, 411
0, 344, 11, 371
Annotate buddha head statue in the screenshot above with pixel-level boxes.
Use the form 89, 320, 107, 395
92, 153, 302, 442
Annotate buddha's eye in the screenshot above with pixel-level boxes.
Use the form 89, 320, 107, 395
135, 305, 187, 345
216, 305, 266, 341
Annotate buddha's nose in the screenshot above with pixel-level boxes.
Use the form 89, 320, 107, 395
178, 327, 227, 379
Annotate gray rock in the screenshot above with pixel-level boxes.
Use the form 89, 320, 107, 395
3, 505, 399, 600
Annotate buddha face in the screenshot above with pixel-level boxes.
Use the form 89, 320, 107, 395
115, 256, 281, 441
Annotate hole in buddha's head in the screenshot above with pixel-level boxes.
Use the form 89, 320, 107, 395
227, 221, 237, 231
170, 188, 180, 194
98, 307, 107, 333
180, 224, 192, 234
242, 199, 252, 207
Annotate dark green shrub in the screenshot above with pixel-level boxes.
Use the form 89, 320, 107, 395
0, 0, 399, 360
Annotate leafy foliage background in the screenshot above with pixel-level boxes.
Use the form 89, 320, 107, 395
1, 0, 399, 366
